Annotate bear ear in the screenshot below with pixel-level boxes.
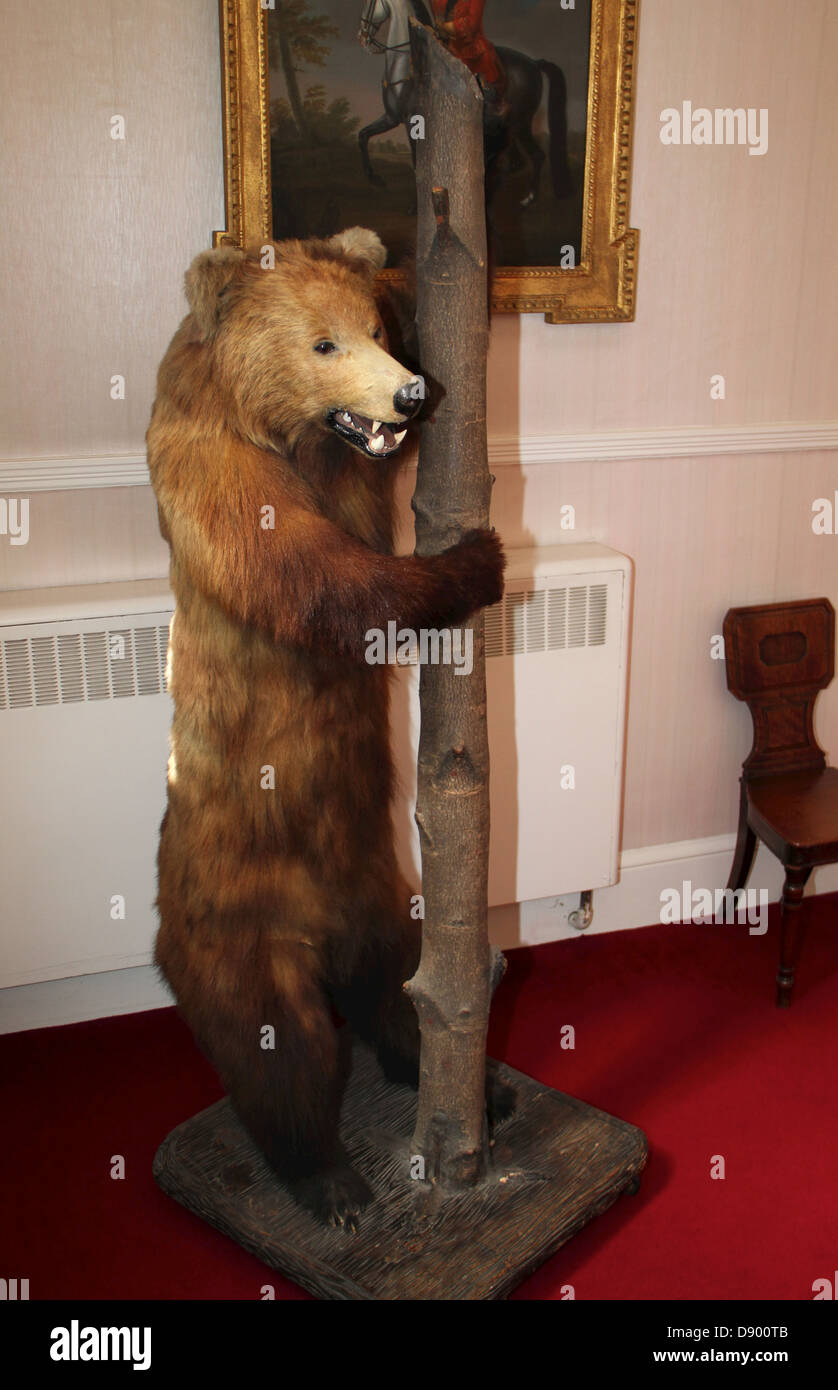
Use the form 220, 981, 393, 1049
327, 226, 387, 278
184, 245, 247, 338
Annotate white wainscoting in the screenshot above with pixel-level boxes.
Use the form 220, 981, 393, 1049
2, 421, 838, 492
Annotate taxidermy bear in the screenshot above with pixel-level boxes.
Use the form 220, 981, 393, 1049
147, 228, 507, 1229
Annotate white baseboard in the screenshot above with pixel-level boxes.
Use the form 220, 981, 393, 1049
2, 834, 835, 1033
3, 421, 838, 492
489, 835, 838, 948
0, 965, 173, 1036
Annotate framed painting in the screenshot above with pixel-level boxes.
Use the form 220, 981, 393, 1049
215, 0, 638, 323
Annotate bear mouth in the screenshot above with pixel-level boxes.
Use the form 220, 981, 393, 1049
326, 409, 409, 458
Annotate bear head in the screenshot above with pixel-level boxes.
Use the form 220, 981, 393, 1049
182, 228, 424, 459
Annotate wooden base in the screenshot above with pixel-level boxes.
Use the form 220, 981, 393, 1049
153, 1045, 647, 1300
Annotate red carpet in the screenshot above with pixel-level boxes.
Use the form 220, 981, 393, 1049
2, 897, 837, 1301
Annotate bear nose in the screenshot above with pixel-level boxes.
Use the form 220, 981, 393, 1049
393, 376, 425, 420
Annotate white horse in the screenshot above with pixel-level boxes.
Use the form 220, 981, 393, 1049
358, 0, 431, 187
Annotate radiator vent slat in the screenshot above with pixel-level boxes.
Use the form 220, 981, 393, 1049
486, 582, 609, 658
588, 584, 608, 646
485, 603, 503, 659
158, 626, 170, 690
506, 592, 526, 655
0, 616, 172, 711
548, 587, 567, 650
32, 636, 60, 706
109, 630, 136, 699
57, 634, 85, 703
525, 590, 545, 652
83, 633, 110, 701
134, 628, 161, 696
5, 638, 33, 708
568, 586, 587, 648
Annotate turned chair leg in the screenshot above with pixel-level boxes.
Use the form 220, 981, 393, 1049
727, 784, 758, 893
777, 865, 813, 1007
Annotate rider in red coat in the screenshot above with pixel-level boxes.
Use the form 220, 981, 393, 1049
430, 0, 507, 107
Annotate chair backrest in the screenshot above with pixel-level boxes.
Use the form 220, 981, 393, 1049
723, 598, 835, 780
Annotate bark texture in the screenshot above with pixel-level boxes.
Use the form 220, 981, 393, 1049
405, 21, 503, 1191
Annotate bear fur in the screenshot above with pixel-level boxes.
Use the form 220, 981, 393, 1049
146, 229, 505, 1228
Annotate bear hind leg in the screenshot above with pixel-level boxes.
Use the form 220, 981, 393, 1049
164, 932, 373, 1229
334, 909, 517, 1124
332, 906, 422, 1088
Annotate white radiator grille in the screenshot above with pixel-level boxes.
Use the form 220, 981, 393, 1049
0, 624, 171, 709
485, 583, 608, 659
0, 588, 176, 989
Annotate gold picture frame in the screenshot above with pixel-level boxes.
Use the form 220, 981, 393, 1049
214, 0, 639, 324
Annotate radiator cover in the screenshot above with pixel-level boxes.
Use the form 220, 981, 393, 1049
0, 580, 174, 986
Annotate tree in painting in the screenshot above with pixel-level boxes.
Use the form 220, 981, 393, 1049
268, 1, 343, 144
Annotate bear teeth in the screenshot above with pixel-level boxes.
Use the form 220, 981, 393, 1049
394, 429, 407, 445
372, 421, 382, 434
369, 435, 385, 453
341, 411, 353, 424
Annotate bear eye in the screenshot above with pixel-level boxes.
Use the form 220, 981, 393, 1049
314, 339, 337, 355
372, 325, 383, 341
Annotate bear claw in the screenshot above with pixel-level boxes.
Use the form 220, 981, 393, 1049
287, 1164, 374, 1232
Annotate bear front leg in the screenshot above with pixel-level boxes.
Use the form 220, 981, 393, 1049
159, 470, 506, 658
314, 526, 507, 650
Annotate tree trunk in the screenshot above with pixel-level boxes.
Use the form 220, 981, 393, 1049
405, 21, 503, 1193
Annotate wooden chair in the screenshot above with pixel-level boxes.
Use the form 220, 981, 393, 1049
723, 598, 838, 1006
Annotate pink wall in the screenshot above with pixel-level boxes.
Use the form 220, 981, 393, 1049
1, 0, 837, 856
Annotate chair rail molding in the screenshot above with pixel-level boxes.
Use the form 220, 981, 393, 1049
2, 421, 838, 492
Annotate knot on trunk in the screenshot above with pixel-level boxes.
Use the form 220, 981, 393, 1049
437, 742, 480, 794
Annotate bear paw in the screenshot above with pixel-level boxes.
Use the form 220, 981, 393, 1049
442, 527, 507, 619
486, 1066, 518, 1127
287, 1164, 374, 1233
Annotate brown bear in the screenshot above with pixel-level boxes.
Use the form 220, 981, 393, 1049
146, 228, 506, 1229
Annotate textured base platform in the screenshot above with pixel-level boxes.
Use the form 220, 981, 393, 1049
153, 1045, 647, 1300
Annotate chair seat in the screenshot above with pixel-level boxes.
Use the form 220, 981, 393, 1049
746, 767, 838, 865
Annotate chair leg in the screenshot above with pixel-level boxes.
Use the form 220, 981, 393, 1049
776, 865, 813, 1007
727, 784, 758, 892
